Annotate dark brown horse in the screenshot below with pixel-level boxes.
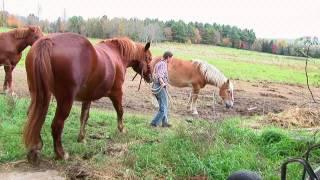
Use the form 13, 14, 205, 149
0, 26, 43, 95
23, 33, 152, 164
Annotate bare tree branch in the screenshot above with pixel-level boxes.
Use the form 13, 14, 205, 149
302, 42, 318, 103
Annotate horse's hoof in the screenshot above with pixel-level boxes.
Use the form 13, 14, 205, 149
55, 152, 69, 160
117, 127, 127, 134
4, 89, 15, 96
64, 152, 69, 160
192, 111, 199, 115
12, 93, 17, 98
118, 125, 127, 133
77, 138, 87, 144
77, 135, 86, 143
27, 150, 41, 166
120, 128, 127, 133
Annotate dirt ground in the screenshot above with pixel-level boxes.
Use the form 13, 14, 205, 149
1, 67, 320, 179
2, 67, 319, 121
0, 160, 66, 180
0, 170, 65, 180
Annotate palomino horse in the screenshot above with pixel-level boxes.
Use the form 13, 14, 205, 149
0, 26, 43, 95
23, 33, 152, 164
151, 57, 234, 115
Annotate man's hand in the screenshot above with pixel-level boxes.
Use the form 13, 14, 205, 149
159, 78, 166, 88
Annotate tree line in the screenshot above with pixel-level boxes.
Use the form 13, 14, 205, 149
1, 11, 319, 58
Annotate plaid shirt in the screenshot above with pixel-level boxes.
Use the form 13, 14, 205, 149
153, 60, 168, 84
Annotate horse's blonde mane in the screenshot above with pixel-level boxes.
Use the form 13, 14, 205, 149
192, 59, 227, 87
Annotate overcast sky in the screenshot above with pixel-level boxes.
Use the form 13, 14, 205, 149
3, 0, 320, 39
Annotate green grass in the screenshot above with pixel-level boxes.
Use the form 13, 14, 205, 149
0, 27, 11, 33
1, 95, 320, 179
152, 42, 320, 86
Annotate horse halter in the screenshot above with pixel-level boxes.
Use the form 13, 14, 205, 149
132, 58, 152, 90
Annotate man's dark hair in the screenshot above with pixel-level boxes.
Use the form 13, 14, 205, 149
163, 51, 173, 59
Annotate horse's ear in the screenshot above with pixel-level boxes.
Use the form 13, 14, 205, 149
144, 42, 151, 51
226, 79, 230, 85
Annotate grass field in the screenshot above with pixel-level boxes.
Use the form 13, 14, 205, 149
0, 95, 319, 179
152, 42, 320, 86
1, 27, 320, 179
2, 27, 319, 86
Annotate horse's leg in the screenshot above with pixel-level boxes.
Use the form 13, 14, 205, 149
26, 135, 44, 166
3, 65, 13, 95
110, 92, 125, 132
192, 94, 199, 115
9, 65, 16, 96
188, 91, 193, 111
51, 96, 74, 160
3, 66, 8, 91
191, 87, 200, 115
77, 101, 91, 143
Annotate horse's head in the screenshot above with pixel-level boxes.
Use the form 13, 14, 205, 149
132, 42, 153, 83
219, 79, 234, 109
26, 26, 44, 45
108, 38, 152, 84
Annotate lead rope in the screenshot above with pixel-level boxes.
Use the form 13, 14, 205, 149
131, 62, 175, 108
134, 62, 151, 91
151, 85, 163, 95
131, 67, 144, 91
132, 72, 139, 81
138, 69, 143, 91
149, 83, 175, 110
165, 87, 176, 110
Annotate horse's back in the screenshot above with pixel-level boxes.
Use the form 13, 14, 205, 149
44, 33, 95, 82
50, 33, 95, 63
27, 33, 104, 99
168, 58, 205, 87
31, 33, 94, 61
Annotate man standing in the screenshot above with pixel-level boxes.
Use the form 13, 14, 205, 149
150, 51, 173, 128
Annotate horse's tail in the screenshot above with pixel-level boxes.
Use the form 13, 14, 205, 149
23, 38, 54, 149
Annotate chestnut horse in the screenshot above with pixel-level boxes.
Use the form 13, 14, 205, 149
0, 26, 43, 95
151, 57, 234, 115
23, 33, 152, 164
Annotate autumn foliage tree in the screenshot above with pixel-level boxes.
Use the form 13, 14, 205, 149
5, 12, 320, 58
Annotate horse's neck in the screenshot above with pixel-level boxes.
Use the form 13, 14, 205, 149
124, 58, 134, 68
100, 43, 133, 68
15, 38, 29, 53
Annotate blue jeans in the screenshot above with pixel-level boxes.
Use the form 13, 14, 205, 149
151, 83, 169, 126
